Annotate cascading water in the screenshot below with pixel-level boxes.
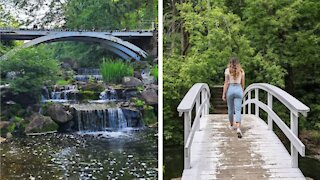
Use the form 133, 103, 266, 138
75, 68, 102, 81
73, 104, 141, 132
42, 85, 78, 102
77, 68, 100, 75
117, 108, 128, 129
99, 88, 118, 101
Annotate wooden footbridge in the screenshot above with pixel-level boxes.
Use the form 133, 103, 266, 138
177, 83, 310, 179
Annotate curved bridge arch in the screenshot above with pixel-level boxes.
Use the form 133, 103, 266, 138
2, 32, 148, 61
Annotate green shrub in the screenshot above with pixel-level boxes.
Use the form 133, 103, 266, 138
131, 97, 145, 107
143, 107, 157, 125
100, 58, 134, 84
151, 65, 158, 81
56, 79, 71, 86
136, 86, 145, 92
0, 45, 61, 97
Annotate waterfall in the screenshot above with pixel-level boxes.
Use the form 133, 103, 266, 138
118, 108, 128, 129
51, 91, 62, 100
108, 108, 118, 129
75, 68, 102, 81
78, 68, 100, 75
74, 105, 138, 132
42, 85, 78, 102
99, 88, 118, 101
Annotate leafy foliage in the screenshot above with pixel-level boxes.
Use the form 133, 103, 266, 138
0, 4, 21, 56
56, 79, 72, 86
151, 65, 158, 81
131, 97, 146, 107
164, 0, 320, 146
64, 0, 157, 30
0, 45, 61, 97
100, 59, 134, 84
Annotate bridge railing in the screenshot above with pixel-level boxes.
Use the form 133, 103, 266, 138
177, 83, 211, 169
0, 21, 156, 32
242, 83, 310, 168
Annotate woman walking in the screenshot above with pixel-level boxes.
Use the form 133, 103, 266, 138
222, 57, 245, 138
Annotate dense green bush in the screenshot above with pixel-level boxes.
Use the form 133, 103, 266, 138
0, 45, 61, 98
100, 58, 134, 84
163, 0, 320, 146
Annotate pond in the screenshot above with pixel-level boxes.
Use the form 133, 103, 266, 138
1, 129, 158, 179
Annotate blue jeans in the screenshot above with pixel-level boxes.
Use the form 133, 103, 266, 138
227, 84, 243, 123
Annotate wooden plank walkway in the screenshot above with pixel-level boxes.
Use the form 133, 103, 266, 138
182, 114, 306, 180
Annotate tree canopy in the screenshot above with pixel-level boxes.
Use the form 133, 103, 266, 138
164, 0, 320, 145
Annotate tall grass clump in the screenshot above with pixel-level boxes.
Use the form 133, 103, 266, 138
100, 58, 134, 83
151, 65, 158, 81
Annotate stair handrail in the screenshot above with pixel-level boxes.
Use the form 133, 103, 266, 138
177, 83, 211, 169
242, 83, 310, 168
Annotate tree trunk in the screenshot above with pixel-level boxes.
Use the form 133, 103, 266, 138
171, 0, 178, 54
285, 64, 294, 95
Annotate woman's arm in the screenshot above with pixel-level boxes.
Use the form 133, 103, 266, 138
222, 73, 229, 101
241, 71, 245, 92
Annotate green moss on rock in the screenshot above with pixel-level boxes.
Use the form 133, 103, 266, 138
25, 113, 58, 133
79, 90, 99, 100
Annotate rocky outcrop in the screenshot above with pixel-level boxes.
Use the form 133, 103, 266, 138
141, 89, 158, 105
46, 104, 73, 124
0, 136, 6, 143
0, 121, 10, 130
141, 72, 155, 85
0, 121, 11, 137
134, 71, 142, 80
122, 77, 143, 87
25, 113, 58, 133
122, 108, 143, 127
78, 82, 104, 92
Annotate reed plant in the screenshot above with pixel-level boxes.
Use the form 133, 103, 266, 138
151, 65, 158, 81
100, 58, 134, 84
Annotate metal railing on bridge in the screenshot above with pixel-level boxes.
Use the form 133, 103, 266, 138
0, 21, 156, 33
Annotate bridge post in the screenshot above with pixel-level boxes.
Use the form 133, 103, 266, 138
196, 94, 200, 131
184, 111, 192, 169
267, 93, 273, 130
248, 91, 251, 114
255, 89, 259, 117
290, 111, 299, 168
205, 90, 209, 115
201, 89, 205, 116
203, 90, 209, 115
243, 95, 246, 114
185, 147, 191, 169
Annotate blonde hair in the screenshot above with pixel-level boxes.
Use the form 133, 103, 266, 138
228, 57, 243, 79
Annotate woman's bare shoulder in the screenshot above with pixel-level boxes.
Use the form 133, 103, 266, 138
225, 68, 229, 74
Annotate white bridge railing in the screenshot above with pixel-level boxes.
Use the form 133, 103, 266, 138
178, 82, 310, 170
177, 83, 211, 169
242, 83, 310, 168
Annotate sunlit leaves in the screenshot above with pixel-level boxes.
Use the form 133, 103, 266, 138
0, 45, 61, 96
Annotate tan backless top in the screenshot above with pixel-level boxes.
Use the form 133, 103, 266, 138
225, 68, 244, 84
